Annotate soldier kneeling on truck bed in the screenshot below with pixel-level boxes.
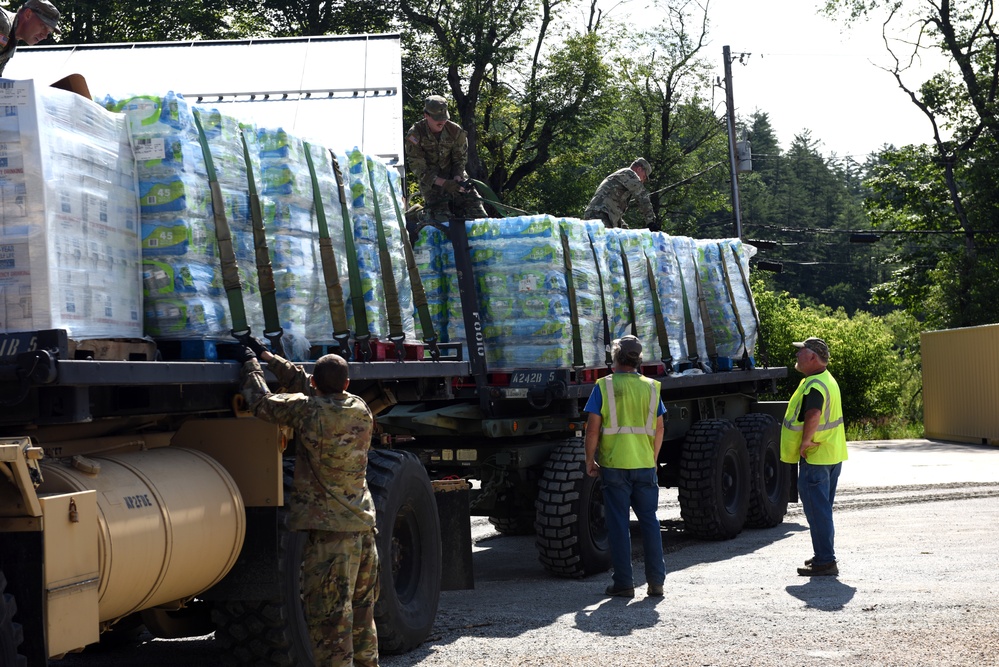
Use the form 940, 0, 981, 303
583, 157, 658, 230
404, 95, 487, 222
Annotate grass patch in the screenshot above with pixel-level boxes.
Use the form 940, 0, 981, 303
847, 417, 924, 441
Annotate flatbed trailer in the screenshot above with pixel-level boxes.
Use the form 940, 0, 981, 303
0, 221, 788, 667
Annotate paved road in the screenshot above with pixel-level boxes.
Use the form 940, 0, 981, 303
48, 439, 999, 666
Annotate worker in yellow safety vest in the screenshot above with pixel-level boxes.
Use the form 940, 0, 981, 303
780, 336, 847, 577
584, 335, 667, 598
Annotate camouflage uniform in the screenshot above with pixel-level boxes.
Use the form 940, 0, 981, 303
404, 118, 486, 221
583, 167, 655, 229
241, 355, 380, 667
0, 8, 20, 75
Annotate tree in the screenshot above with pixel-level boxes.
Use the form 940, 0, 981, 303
54, 0, 269, 42
825, 0, 999, 327
397, 0, 615, 208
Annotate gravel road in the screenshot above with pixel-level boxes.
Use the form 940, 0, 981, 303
50, 439, 999, 667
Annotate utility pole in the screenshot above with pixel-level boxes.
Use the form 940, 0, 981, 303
722, 45, 743, 239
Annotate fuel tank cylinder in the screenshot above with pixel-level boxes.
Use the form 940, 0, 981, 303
38, 447, 245, 622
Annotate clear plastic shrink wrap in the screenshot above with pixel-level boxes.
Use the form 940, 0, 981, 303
0, 81, 140, 338
462, 215, 603, 371
695, 238, 758, 364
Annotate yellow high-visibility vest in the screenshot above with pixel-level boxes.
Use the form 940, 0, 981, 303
597, 373, 661, 469
780, 369, 847, 465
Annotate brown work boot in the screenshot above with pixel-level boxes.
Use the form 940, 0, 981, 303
647, 583, 664, 597
797, 560, 838, 577
604, 584, 635, 598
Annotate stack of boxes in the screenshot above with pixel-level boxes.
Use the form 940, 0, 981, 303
0, 80, 140, 338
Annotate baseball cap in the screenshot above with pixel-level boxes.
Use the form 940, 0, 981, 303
612, 335, 643, 364
424, 95, 449, 121
23, 0, 60, 33
632, 157, 652, 177
793, 337, 829, 362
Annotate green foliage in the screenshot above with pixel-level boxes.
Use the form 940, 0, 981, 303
753, 277, 905, 425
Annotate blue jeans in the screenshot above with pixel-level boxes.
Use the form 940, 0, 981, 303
798, 459, 842, 565
600, 466, 666, 589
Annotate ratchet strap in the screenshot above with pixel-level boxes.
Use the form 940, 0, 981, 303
729, 242, 760, 368
674, 256, 699, 367
331, 152, 371, 361
366, 157, 406, 360
386, 170, 441, 360
303, 142, 352, 360
718, 242, 747, 366
645, 254, 673, 371
192, 109, 249, 340
586, 231, 613, 367
558, 226, 585, 369
240, 128, 285, 357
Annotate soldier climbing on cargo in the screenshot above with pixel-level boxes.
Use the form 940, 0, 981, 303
583, 158, 658, 230
0, 0, 60, 76
779, 337, 847, 577
404, 94, 487, 222
584, 335, 667, 598
237, 340, 381, 667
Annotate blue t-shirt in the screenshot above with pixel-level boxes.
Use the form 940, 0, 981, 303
584, 372, 667, 418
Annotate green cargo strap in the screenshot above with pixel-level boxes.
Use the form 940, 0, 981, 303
729, 243, 761, 368
692, 252, 719, 365
717, 242, 747, 364
192, 109, 248, 340
644, 255, 673, 371
330, 152, 370, 361
303, 142, 352, 361
386, 172, 441, 361
673, 256, 700, 367
366, 157, 406, 361
620, 245, 638, 338
558, 227, 585, 369
586, 232, 613, 367
240, 128, 284, 358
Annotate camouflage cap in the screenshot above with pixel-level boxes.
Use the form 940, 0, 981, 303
424, 95, 449, 121
793, 337, 829, 363
23, 0, 60, 33
612, 335, 643, 366
631, 157, 652, 177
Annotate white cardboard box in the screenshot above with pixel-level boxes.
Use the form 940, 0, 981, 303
0, 79, 140, 337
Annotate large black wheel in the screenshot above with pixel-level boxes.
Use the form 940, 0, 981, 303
534, 439, 611, 578
736, 414, 790, 528
367, 449, 442, 655
678, 419, 751, 540
0, 569, 27, 667
488, 513, 536, 536
212, 508, 311, 667
141, 600, 215, 639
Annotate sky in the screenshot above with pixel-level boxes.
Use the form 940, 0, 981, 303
628, 0, 950, 159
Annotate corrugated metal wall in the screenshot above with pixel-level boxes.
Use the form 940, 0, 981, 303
922, 324, 999, 444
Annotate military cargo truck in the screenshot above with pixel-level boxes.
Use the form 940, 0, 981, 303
0, 35, 790, 667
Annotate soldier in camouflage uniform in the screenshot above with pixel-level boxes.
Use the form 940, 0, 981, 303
238, 343, 380, 667
404, 95, 487, 221
583, 158, 658, 230
0, 0, 60, 75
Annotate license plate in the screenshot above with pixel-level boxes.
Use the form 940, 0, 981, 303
509, 370, 556, 387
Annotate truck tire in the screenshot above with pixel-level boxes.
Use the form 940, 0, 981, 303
678, 419, 750, 540
488, 513, 536, 536
141, 600, 215, 639
534, 439, 611, 578
0, 569, 27, 667
212, 508, 311, 667
367, 449, 441, 654
736, 414, 789, 528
